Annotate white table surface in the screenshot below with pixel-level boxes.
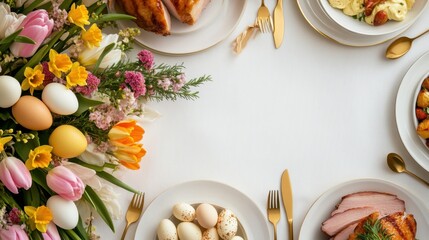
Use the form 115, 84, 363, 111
95, 1, 429, 239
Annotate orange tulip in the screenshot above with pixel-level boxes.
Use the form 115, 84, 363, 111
112, 143, 146, 170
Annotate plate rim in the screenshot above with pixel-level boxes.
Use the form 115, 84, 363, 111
134, 179, 271, 239
396, 50, 429, 171
298, 178, 429, 239
109, 0, 247, 56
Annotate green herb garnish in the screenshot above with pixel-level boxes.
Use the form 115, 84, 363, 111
356, 219, 393, 240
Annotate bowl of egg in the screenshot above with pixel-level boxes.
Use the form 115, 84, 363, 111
319, 0, 428, 36
157, 202, 246, 240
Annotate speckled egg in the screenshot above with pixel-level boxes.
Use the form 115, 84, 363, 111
177, 222, 202, 240
157, 219, 178, 240
217, 209, 238, 240
12, 96, 52, 130
196, 203, 218, 229
173, 203, 195, 222
202, 227, 219, 240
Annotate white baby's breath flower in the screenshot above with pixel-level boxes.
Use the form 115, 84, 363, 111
0, 3, 26, 39
78, 34, 122, 69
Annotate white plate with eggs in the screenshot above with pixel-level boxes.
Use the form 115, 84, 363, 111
134, 180, 270, 239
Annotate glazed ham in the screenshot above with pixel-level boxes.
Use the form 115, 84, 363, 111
117, 0, 171, 35
331, 191, 405, 217
162, 0, 211, 25
331, 223, 358, 240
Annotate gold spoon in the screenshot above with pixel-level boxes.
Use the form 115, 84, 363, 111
385, 29, 429, 59
387, 153, 429, 187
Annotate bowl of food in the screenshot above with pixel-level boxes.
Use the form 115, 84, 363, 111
319, 0, 428, 36
414, 73, 429, 148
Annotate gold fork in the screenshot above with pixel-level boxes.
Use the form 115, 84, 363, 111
267, 190, 280, 240
256, 0, 273, 33
121, 192, 145, 240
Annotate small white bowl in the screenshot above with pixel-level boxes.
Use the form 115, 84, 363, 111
319, 0, 429, 36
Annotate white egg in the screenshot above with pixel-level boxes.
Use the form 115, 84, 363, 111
42, 83, 78, 115
230, 237, 244, 240
217, 209, 238, 240
173, 203, 195, 222
0, 75, 21, 108
202, 227, 219, 240
196, 203, 218, 229
177, 222, 202, 240
157, 219, 178, 240
46, 195, 79, 229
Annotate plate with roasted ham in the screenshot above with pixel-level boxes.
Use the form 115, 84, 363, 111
108, 0, 246, 55
299, 178, 429, 240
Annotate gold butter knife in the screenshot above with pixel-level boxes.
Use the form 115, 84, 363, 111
281, 169, 293, 240
273, 0, 284, 48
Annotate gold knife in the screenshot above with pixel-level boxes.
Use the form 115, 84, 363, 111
273, 0, 284, 48
281, 169, 293, 240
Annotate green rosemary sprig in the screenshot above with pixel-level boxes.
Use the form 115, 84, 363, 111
356, 219, 393, 240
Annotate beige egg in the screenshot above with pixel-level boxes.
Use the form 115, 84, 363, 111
217, 209, 238, 240
12, 96, 52, 130
49, 125, 87, 158
157, 219, 178, 240
202, 227, 219, 240
196, 203, 218, 229
177, 222, 202, 240
173, 203, 196, 222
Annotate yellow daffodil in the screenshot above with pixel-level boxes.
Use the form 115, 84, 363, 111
66, 62, 88, 89
48, 49, 72, 78
108, 119, 144, 146
0, 136, 12, 152
25, 145, 53, 170
68, 3, 90, 30
81, 24, 102, 48
22, 64, 45, 95
24, 205, 53, 233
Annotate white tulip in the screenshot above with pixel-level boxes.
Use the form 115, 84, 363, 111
0, 3, 26, 39
94, 183, 122, 219
78, 143, 108, 166
78, 34, 122, 69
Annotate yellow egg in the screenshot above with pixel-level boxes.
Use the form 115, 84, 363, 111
12, 96, 53, 130
49, 125, 87, 158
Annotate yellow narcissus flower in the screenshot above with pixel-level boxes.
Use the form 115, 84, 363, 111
48, 49, 72, 78
81, 24, 102, 48
66, 62, 88, 89
68, 3, 90, 30
0, 136, 12, 152
22, 64, 45, 95
24, 205, 53, 233
25, 145, 53, 170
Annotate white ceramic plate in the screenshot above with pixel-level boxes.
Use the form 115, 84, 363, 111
297, 0, 408, 46
134, 180, 270, 239
396, 51, 429, 171
299, 178, 429, 239
318, 0, 427, 36
109, 0, 246, 55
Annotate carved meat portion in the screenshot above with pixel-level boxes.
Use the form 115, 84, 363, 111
162, 0, 211, 25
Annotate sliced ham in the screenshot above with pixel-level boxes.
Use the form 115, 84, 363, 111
162, 0, 211, 25
332, 191, 405, 217
322, 207, 377, 237
331, 223, 358, 240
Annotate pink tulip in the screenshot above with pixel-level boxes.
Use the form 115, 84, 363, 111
10, 9, 54, 58
0, 225, 29, 240
0, 157, 32, 194
46, 166, 85, 201
42, 222, 60, 240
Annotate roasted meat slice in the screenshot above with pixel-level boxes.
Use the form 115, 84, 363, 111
331, 223, 358, 240
162, 0, 211, 25
348, 212, 417, 240
322, 207, 377, 237
117, 0, 171, 35
332, 191, 405, 217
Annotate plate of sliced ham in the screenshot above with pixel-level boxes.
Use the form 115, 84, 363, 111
109, 0, 246, 55
299, 178, 429, 240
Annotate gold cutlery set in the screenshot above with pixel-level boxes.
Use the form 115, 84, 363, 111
234, 0, 284, 53
267, 169, 294, 240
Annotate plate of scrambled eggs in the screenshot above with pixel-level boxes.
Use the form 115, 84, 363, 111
320, 0, 428, 36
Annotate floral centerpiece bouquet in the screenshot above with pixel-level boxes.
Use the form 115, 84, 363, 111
0, 0, 210, 239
